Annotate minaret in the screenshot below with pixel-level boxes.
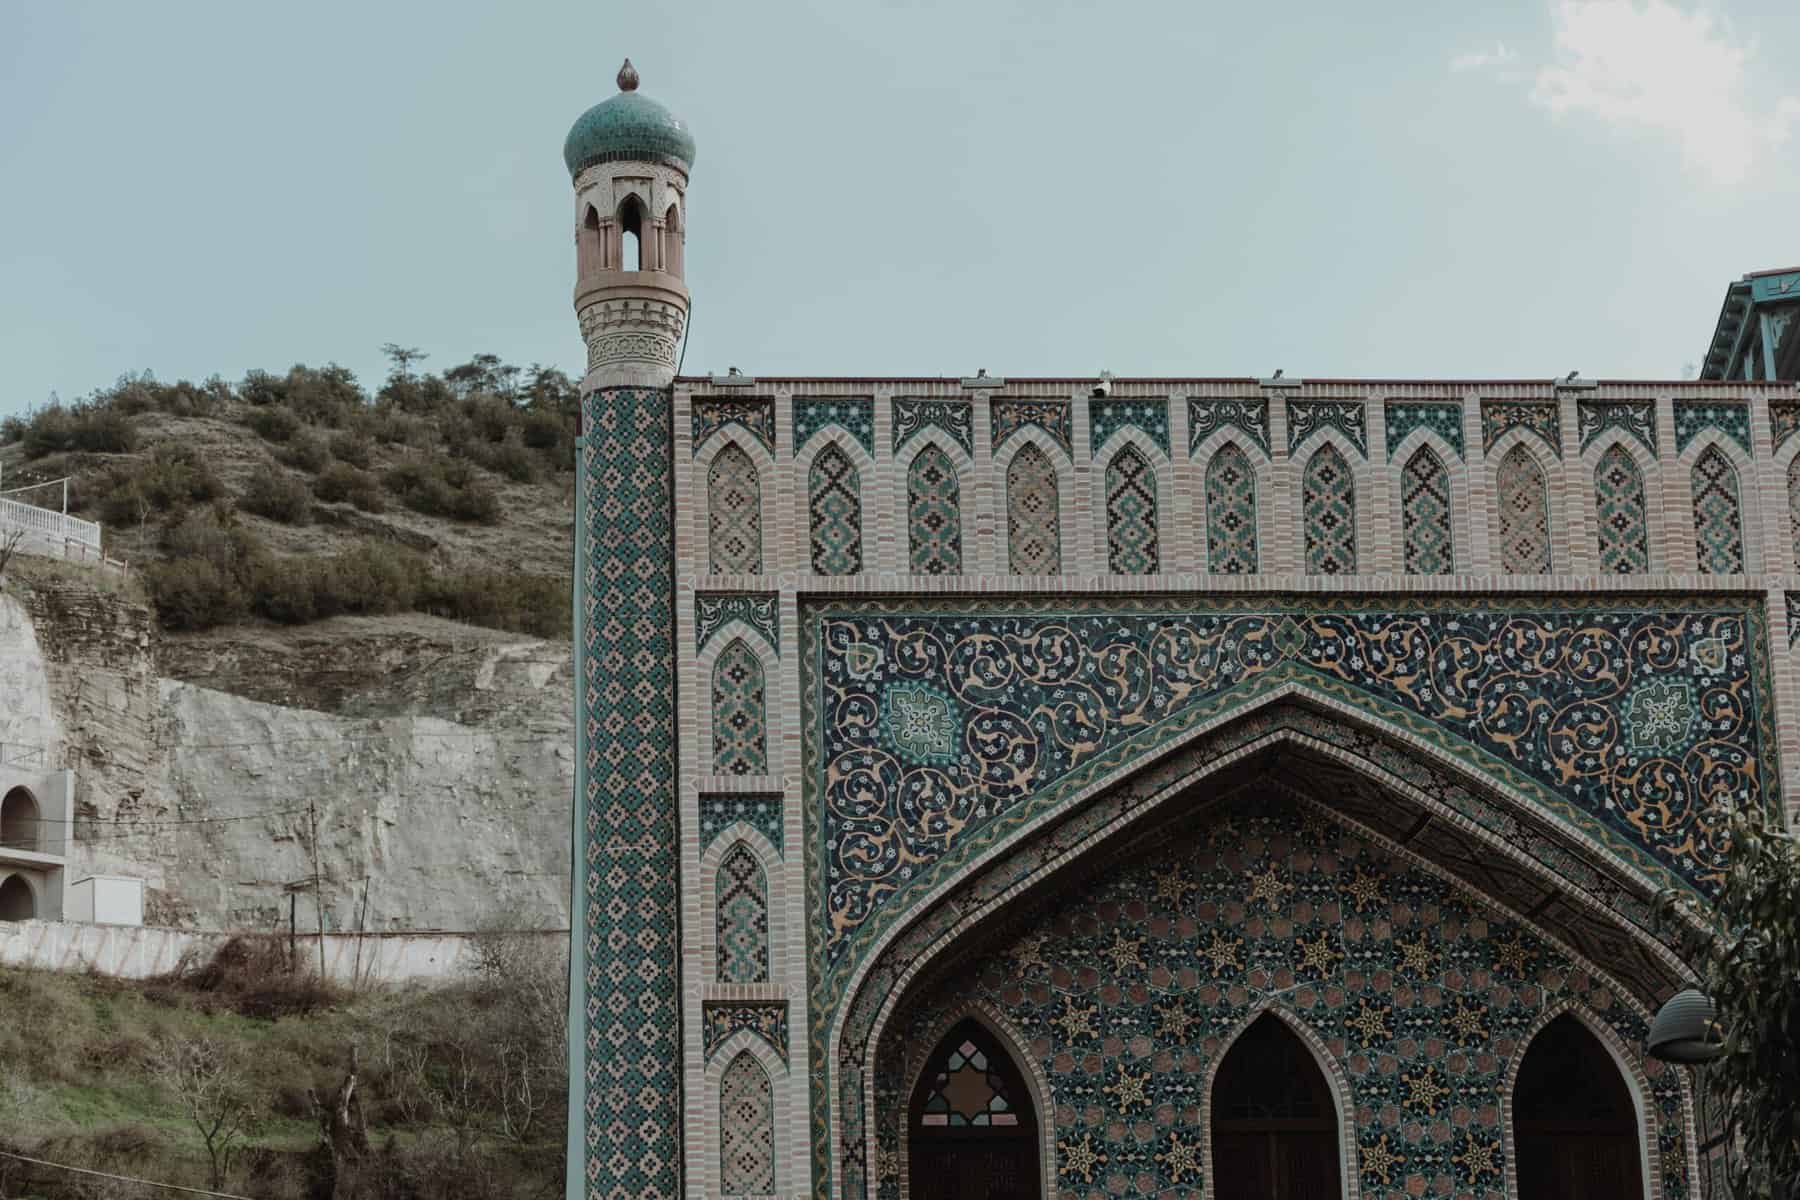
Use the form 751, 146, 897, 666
562, 59, 693, 1200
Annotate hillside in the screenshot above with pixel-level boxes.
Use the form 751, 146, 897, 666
1, 355, 580, 641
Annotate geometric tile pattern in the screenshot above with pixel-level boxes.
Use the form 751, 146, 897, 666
707, 443, 764, 575
1089, 398, 1170, 458
794, 396, 876, 457
1579, 399, 1657, 455
1690, 446, 1744, 574
695, 593, 780, 657
1188, 398, 1269, 457
1772, 399, 1800, 454
1104, 445, 1160, 575
893, 399, 973, 457
1789, 593, 1800, 648
1401, 445, 1454, 574
719, 1051, 776, 1195
867, 798, 1690, 1200
575, 387, 681, 1199
1481, 400, 1561, 458
1204, 442, 1258, 574
1385, 400, 1464, 459
809, 443, 863, 575
1495, 445, 1553, 574
1005, 443, 1062, 575
1790, 457, 1800, 572
1594, 445, 1651, 574
992, 399, 1073, 457
699, 793, 784, 857
1673, 400, 1750, 456
1302, 443, 1357, 575
693, 396, 776, 456
804, 595, 1770, 988
712, 638, 768, 776
907, 445, 962, 575
705, 1002, 790, 1063
1287, 400, 1367, 457
716, 841, 771, 984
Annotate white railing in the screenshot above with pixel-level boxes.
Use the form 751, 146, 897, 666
0, 496, 101, 551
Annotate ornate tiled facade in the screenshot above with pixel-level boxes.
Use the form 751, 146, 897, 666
1691, 446, 1744, 574
1005, 443, 1062, 575
561, 68, 1791, 1200
906, 445, 962, 575
1594, 445, 1651, 574
708, 443, 764, 574
1103, 446, 1160, 575
1302, 443, 1357, 574
809, 443, 864, 575
1204, 442, 1258, 574
1400, 446, 1453, 574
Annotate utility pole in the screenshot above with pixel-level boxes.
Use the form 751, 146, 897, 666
308, 796, 326, 979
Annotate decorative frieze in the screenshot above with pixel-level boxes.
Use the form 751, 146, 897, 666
1285, 400, 1366, 457
693, 395, 776, 456
1186, 398, 1269, 457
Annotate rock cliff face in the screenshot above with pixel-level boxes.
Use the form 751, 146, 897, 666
1, 567, 572, 932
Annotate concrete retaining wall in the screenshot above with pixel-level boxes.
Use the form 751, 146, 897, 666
0, 917, 567, 986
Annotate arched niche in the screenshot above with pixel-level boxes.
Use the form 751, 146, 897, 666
0, 873, 36, 922
1, 786, 39, 853
1512, 1013, 1646, 1200
1208, 1013, 1343, 1200
906, 1017, 1042, 1200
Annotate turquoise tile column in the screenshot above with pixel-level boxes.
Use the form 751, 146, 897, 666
569, 384, 681, 1199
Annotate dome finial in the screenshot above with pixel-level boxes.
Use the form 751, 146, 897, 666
617, 59, 639, 92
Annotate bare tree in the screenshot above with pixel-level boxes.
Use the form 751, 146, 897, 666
380, 344, 427, 382
153, 1035, 261, 1191
0, 528, 24, 579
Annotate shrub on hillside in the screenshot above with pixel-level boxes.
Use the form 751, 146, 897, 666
313, 462, 385, 512
240, 363, 364, 427
383, 458, 500, 522
420, 571, 563, 637
144, 509, 271, 630
310, 544, 426, 617
243, 405, 300, 444
102, 372, 233, 418
470, 436, 538, 483
281, 431, 330, 473
90, 445, 225, 527
239, 469, 313, 525
358, 408, 428, 447
20, 401, 138, 458
327, 431, 373, 468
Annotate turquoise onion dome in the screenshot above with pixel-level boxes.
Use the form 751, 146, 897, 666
563, 59, 696, 178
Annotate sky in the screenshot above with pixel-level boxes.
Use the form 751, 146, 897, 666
2, 0, 1797, 417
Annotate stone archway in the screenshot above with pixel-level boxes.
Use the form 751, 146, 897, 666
0, 873, 36, 921
831, 705, 1704, 1200
1, 786, 39, 853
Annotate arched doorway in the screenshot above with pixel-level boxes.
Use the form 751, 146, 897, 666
1210, 1013, 1341, 1199
907, 1019, 1041, 1200
1, 786, 39, 852
0, 874, 35, 921
1514, 1014, 1644, 1200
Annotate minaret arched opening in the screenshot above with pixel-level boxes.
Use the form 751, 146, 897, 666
618, 194, 645, 272
1513, 1014, 1644, 1199
1209, 1013, 1341, 1199
579, 205, 604, 276
663, 202, 682, 277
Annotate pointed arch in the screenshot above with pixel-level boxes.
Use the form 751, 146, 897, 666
1496, 442, 1554, 574
1204, 1008, 1349, 1200
578, 204, 604, 276
809, 441, 863, 575
663, 200, 683, 277
708, 442, 763, 575
1690, 443, 1744, 574
719, 1050, 776, 1195
716, 840, 770, 984
908, 443, 963, 575
1510, 1012, 1648, 1199
1400, 444, 1453, 574
0, 873, 36, 922
1205, 441, 1259, 574
711, 638, 767, 775
1302, 442, 1357, 575
1005, 441, 1061, 575
1104, 443, 1160, 574
1595, 443, 1651, 573
1, 786, 41, 853
906, 1016, 1043, 1199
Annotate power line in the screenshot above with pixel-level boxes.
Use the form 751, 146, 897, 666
0, 1150, 255, 1199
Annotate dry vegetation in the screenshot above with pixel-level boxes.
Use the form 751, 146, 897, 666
0, 352, 580, 640
0, 930, 566, 1199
